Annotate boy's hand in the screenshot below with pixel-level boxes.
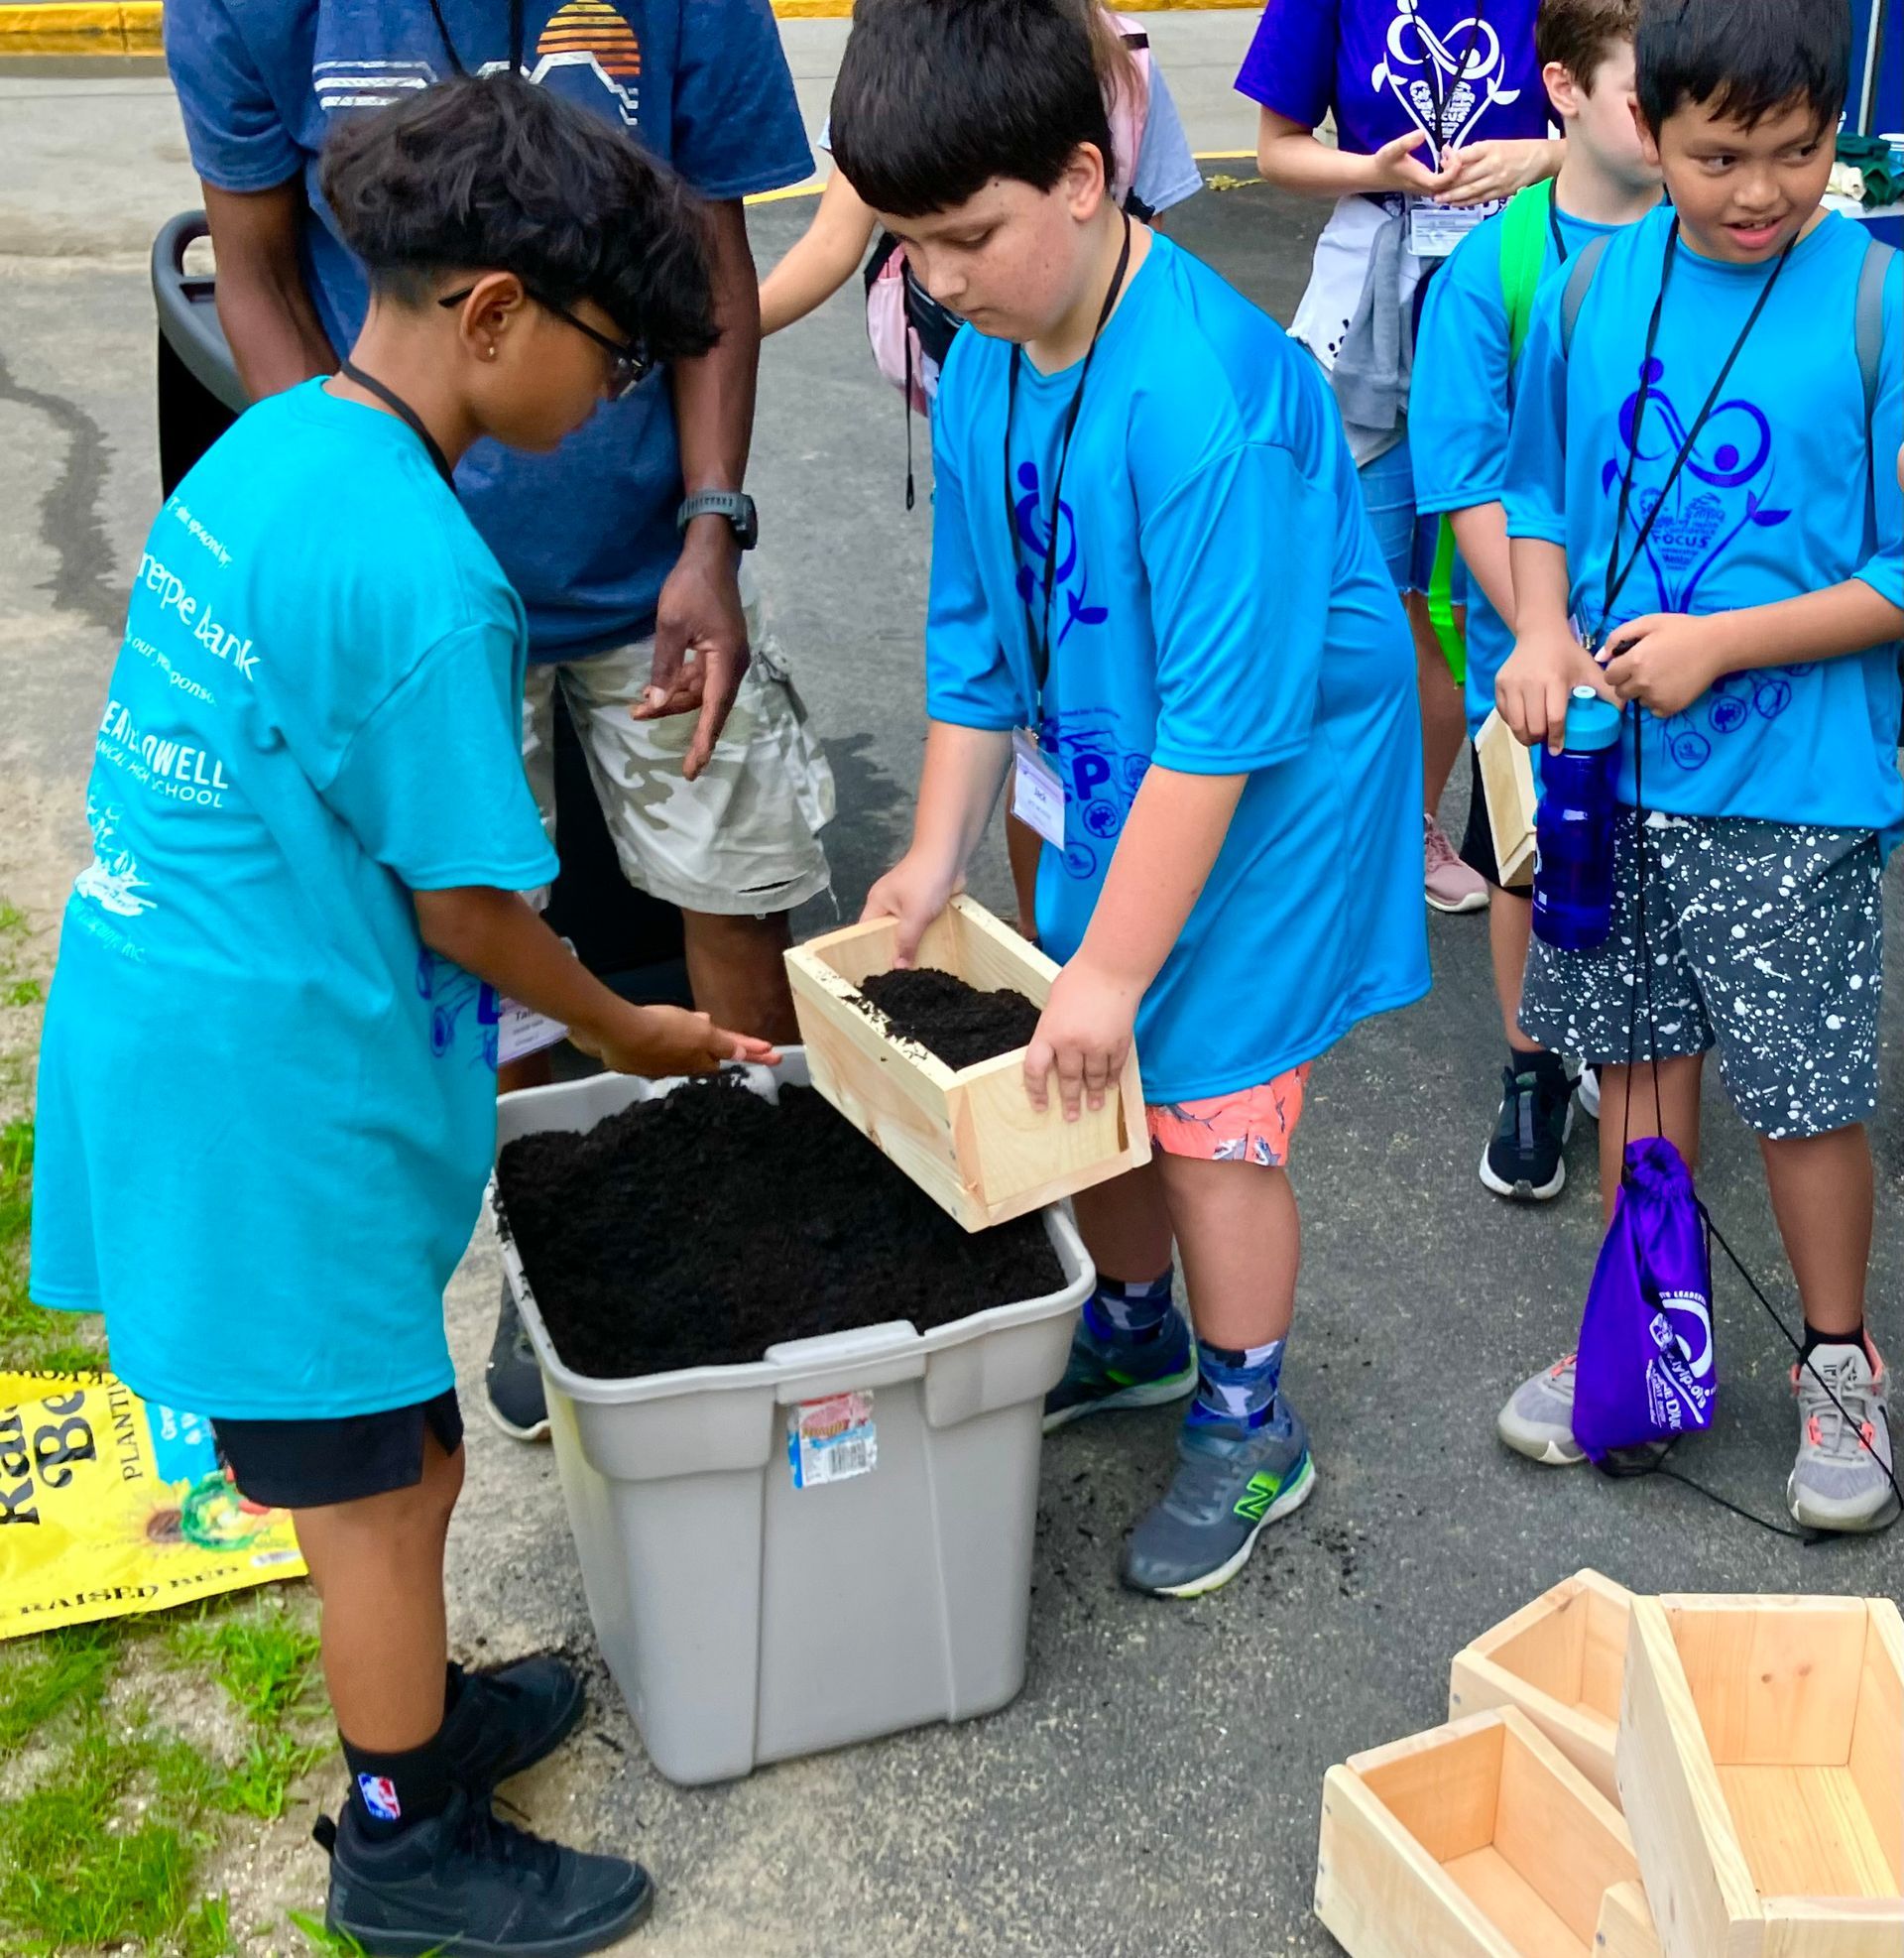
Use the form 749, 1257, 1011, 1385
862, 855, 963, 968
1497, 626, 1616, 754
1022, 958, 1140, 1122
1599, 614, 1726, 719
573, 1003, 779, 1078
1363, 130, 1460, 198
1433, 138, 1562, 206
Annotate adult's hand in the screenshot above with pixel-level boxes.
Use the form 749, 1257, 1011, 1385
632, 518, 749, 781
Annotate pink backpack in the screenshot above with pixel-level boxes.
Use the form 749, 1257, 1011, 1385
864, 18, 1153, 424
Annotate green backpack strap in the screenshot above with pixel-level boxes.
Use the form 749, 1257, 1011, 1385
1426, 184, 1557, 681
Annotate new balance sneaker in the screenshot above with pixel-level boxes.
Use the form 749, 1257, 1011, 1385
317, 1784, 653, 1956
442, 1655, 586, 1791
1425, 813, 1488, 915
1576, 1064, 1602, 1121
1119, 1404, 1316, 1599
1497, 1355, 1588, 1466
486, 1285, 550, 1443
1042, 1305, 1197, 1433
1479, 1064, 1575, 1201
1788, 1340, 1899, 1533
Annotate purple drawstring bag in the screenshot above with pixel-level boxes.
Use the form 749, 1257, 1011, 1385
1572, 1136, 1717, 1459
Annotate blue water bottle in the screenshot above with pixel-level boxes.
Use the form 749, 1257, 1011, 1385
1532, 686, 1622, 951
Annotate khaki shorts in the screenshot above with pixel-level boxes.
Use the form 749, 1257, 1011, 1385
522, 567, 835, 917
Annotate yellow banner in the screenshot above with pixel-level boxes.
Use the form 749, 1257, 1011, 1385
0, 1371, 304, 1640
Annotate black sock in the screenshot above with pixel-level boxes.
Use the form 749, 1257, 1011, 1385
342, 1720, 454, 1838
1800, 1322, 1865, 1362
1509, 1044, 1568, 1085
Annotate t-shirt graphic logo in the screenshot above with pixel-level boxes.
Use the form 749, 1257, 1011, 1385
1601, 355, 1800, 773
1372, 1, 1519, 150
74, 796, 156, 918
1011, 458, 1109, 653
416, 950, 502, 1070
357, 1774, 402, 1823
1035, 709, 1148, 884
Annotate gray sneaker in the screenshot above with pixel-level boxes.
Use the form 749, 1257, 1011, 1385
1788, 1341, 1899, 1534
486, 1286, 550, 1443
1497, 1354, 1588, 1466
1119, 1406, 1316, 1600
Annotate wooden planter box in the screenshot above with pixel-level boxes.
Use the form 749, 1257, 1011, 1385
1595, 1881, 1663, 1958
1619, 1594, 1904, 1958
784, 897, 1149, 1232
1449, 1569, 1633, 1804
1315, 1706, 1642, 1958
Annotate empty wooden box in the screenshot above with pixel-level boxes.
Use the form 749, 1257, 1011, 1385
1315, 1706, 1643, 1958
1595, 1881, 1664, 1958
1619, 1594, 1904, 1958
784, 896, 1150, 1232
1449, 1569, 1633, 1804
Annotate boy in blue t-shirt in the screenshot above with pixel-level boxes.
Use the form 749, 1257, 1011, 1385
831, 0, 1428, 1600
32, 78, 774, 1953
1413, 0, 1660, 1202
1494, 0, 1903, 1530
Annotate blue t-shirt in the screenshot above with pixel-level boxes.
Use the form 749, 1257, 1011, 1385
1413, 196, 1623, 736
166, 0, 812, 662
926, 237, 1428, 1103
30, 384, 560, 1419
1235, 0, 1545, 159
1504, 207, 1904, 830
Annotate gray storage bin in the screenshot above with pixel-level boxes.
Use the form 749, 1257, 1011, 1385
491, 1052, 1093, 1785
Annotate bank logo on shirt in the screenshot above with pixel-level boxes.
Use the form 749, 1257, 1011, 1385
1600, 355, 1803, 774
314, 1, 643, 128
1373, 1, 1520, 150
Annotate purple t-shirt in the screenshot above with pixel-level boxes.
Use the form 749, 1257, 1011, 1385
1237, 0, 1546, 159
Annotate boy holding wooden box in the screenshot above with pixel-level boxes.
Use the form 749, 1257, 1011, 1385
833, 0, 1428, 1599
1412, 0, 1662, 1205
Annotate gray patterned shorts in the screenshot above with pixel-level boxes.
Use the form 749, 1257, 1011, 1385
1518, 810, 1883, 1141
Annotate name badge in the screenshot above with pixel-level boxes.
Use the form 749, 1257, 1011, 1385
483, 935, 578, 1067
1011, 728, 1065, 848
1407, 196, 1505, 259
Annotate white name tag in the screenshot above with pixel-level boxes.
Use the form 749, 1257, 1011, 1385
496, 997, 568, 1066
1011, 728, 1065, 847
1408, 196, 1505, 259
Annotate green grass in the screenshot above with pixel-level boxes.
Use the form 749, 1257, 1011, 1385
0, 1119, 108, 1374
177, 1894, 236, 1958
0, 1621, 117, 1752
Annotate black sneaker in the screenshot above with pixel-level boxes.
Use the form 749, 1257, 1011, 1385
1479, 1063, 1573, 1201
317, 1785, 653, 1956
486, 1286, 549, 1443
442, 1655, 586, 1790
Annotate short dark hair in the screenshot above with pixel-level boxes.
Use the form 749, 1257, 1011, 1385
1536, 0, 1640, 86
829, 0, 1115, 217
1635, 0, 1850, 135
320, 73, 717, 361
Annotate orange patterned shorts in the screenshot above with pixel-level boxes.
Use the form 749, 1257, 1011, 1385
1145, 1064, 1312, 1166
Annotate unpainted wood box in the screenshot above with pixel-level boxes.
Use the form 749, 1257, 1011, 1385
1595, 1880, 1664, 1958
1314, 1706, 1643, 1958
783, 896, 1149, 1233
1449, 1569, 1633, 1804
1618, 1594, 1904, 1958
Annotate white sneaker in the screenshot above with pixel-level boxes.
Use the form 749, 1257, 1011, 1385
1576, 1064, 1601, 1121
1497, 1354, 1588, 1466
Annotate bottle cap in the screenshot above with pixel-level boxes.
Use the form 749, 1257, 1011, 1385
1565, 685, 1621, 753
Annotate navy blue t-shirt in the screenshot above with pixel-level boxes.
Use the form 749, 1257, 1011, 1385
167, 0, 812, 660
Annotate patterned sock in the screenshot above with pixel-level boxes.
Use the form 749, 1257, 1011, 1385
1082, 1270, 1175, 1346
341, 1720, 453, 1838
1188, 1336, 1286, 1431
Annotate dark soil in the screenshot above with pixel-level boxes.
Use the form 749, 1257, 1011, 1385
495, 1078, 1065, 1380
857, 967, 1043, 1070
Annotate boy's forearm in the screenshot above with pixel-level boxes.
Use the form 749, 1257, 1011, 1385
911, 721, 1014, 875
1075, 766, 1246, 992
412, 888, 636, 1044
1450, 503, 1515, 628
1509, 537, 1573, 637
1690, 581, 1904, 671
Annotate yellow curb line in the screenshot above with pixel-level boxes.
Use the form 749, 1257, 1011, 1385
1, 0, 1262, 43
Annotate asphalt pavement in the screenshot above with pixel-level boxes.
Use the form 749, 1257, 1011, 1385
0, 29, 1899, 1955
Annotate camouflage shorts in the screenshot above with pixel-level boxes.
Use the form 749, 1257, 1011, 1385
522, 567, 835, 918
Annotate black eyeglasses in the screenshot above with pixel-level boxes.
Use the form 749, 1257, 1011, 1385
438, 286, 653, 399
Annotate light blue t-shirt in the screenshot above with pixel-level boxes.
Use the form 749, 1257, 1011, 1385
1413, 197, 1623, 737
927, 236, 1428, 1103
31, 384, 559, 1419
1504, 206, 1904, 829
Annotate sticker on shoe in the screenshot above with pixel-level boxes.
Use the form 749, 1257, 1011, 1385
787, 1392, 877, 1489
357, 1774, 402, 1823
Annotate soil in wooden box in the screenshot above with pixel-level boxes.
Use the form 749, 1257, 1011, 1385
496, 1077, 1065, 1378
857, 968, 1042, 1070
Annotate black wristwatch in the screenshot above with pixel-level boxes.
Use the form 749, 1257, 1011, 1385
677, 489, 759, 551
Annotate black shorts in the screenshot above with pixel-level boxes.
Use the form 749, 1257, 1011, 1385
1458, 742, 1534, 895
210, 1390, 463, 1510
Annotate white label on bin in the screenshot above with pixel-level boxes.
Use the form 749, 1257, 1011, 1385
788, 1392, 878, 1488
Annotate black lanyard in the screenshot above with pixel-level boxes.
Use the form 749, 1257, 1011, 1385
1411, 0, 1487, 156
1002, 211, 1132, 720
1547, 188, 1569, 266
1596, 217, 1796, 647
337, 357, 456, 488
423, 0, 525, 75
